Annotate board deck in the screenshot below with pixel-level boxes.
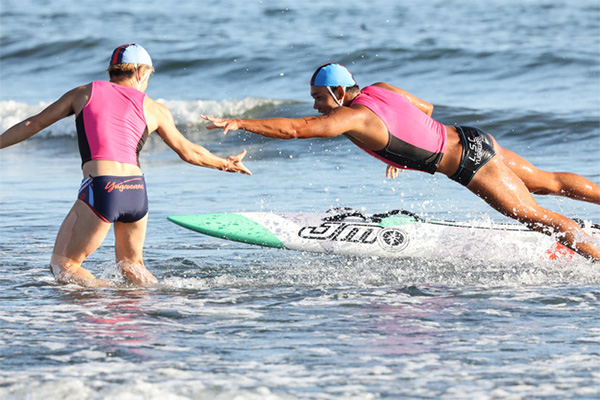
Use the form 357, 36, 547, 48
168, 208, 600, 262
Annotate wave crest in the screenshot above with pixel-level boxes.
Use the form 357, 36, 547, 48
0, 98, 295, 138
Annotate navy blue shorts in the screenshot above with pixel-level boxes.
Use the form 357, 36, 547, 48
78, 175, 148, 223
449, 126, 496, 186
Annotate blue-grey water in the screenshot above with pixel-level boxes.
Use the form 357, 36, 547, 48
1, 0, 599, 399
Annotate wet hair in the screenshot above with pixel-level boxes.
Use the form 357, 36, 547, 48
107, 63, 154, 79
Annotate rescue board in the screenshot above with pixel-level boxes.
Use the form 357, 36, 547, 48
167, 208, 599, 262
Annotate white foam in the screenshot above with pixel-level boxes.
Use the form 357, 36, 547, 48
0, 97, 289, 139
0, 100, 76, 138
0, 100, 48, 131
158, 97, 289, 125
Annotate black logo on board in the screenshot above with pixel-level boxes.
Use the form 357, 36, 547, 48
298, 222, 409, 252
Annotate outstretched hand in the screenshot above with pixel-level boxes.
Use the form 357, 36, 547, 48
225, 150, 252, 175
201, 115, 240, 135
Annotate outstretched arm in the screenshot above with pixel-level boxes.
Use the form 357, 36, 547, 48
0, 86, 83, 149
148, 100, 251, 175
201, 106, 362, 140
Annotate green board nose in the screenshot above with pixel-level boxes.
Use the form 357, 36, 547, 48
168, 213, 287, 249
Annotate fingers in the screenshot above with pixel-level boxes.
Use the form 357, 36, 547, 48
386, 165, 392, 178
234, 159, 252, 175
201, 114, 235, 135
201, 115, 225, 133
231, 161, 252, 175
201, 117, 250, 174
201, 115, 218, 130
239, 165, 252, 175
224, 151, 251, 175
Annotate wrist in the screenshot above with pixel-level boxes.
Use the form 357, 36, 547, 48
222, 159, 230, 172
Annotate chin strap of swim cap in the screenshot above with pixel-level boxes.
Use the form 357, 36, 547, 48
327, 86, 345, 106
311, 63, 355, 106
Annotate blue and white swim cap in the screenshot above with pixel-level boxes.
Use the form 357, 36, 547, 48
110, 43, 153, 67
310, 63, 356, 87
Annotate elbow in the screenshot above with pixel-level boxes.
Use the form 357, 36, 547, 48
22, 119, 43, 137
286, 129, 300, 139
270, 127, 300, 139
286, 121, 317, 139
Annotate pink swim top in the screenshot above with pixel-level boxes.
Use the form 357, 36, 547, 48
350, 85, 447, 174
76, 81, 148, 167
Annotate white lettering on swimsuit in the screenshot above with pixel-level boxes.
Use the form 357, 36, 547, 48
467, 135, 484, 166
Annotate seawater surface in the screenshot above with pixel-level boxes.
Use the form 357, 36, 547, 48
1, 0, 599, 399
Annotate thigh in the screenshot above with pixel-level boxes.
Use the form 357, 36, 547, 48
114, 214, 148, 265
51, 200, 112, 264
467, 156, 542, 220
491, 138, 553, 192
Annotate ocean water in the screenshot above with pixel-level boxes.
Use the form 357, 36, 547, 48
1, 0, 600, 399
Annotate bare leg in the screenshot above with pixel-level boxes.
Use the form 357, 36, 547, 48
494, 140, 600, 204
50, 200, 112, 286
467, 157, 600, 262
114, 214, 157, 285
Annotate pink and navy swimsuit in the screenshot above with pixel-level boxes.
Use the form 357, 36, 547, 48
76, 80, 148, 167
75, 81, 149, 223
350, 85, 447, 174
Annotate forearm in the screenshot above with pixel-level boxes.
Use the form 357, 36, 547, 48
2, 89, 77, 149
203, 113, 340, 139
0, 119, 42, 149
237, 118, 309, 139
179, 143, 228, 170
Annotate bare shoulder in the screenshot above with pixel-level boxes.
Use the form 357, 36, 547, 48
143, 96, 175, 134
37, 83, 91, 118
68, 84, 92, 114
371, 82, 396, 90
68, 83, 91, 94
64, 83, 92, 101
371, 82, 409, 96
145, 96, 172, 118
344, 100, 384, 131
333, 103, 372, 121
